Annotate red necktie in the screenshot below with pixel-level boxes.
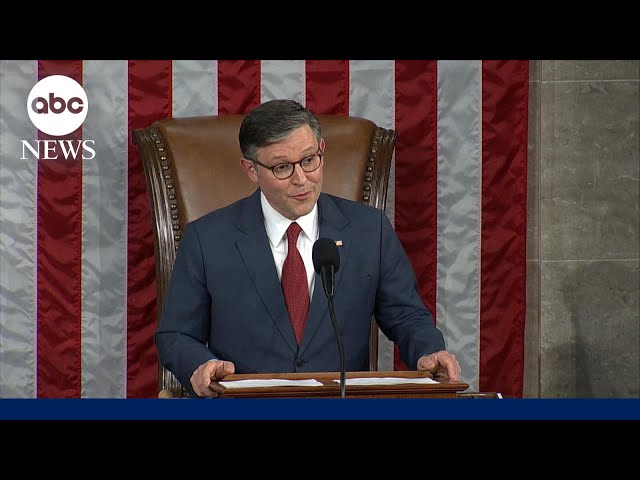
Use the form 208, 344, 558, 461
281, 222, 309, 345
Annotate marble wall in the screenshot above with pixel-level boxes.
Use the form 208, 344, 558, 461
524, 60, 639, 397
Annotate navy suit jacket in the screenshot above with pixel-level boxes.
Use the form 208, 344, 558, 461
156, 189, 445, 393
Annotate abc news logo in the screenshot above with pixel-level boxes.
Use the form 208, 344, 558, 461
21, 75, 95, 160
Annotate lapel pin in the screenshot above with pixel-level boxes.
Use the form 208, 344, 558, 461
335, 240, 343, 246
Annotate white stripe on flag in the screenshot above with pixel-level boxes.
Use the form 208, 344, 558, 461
349, 59, 396, 371
349, 60, 395, 129
0, 60, 38, 397
260, 60, 305, 105
384, 143, 397, 371
436, 60, 482, 391
81, 60, 129, 397
172, 60, 218, 117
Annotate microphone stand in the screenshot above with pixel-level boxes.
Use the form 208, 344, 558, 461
323, 265, 346, 399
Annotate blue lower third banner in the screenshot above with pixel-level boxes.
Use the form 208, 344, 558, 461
1, 398, 639, 420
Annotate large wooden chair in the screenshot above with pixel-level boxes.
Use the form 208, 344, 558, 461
132, 114, 397, 398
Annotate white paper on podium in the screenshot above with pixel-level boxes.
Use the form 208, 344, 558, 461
219, 379, 324, 389
332, 377, 439, 386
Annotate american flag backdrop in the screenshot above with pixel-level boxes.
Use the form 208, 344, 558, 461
0, 60, 528, 398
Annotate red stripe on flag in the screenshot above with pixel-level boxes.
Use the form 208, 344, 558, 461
218, 61, 260, 114
480, 60, 528, 398
36, 60, 83, 398
127, 60, 172, 397
305, 60, 349, 115
393, 60, 438, 371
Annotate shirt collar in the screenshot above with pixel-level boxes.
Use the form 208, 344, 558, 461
261, 191, 318, 247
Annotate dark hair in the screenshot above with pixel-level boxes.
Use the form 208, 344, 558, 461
239, 99, 322, 161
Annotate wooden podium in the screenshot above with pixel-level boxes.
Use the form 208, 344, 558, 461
208, 370, 470, 399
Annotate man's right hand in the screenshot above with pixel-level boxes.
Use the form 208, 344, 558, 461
190, 359, 235, 397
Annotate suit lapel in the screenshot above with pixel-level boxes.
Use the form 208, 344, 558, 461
235, 190, 298, 355
300, 194, 350, 353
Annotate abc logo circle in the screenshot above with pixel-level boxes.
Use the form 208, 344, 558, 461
27, 75, 88, 137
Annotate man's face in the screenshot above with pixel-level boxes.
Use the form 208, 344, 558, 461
241, 125, 324, 220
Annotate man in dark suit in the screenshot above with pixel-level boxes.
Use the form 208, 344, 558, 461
156, 99, 461, 398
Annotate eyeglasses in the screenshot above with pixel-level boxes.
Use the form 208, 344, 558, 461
249, 148, 324, 180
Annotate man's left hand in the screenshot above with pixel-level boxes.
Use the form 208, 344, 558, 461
417, 351, 461, 381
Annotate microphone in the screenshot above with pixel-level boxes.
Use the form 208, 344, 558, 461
312, 238, 340, 297
312, 238, 346, 399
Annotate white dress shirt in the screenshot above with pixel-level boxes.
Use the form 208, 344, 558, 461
260, 191, 318, 297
